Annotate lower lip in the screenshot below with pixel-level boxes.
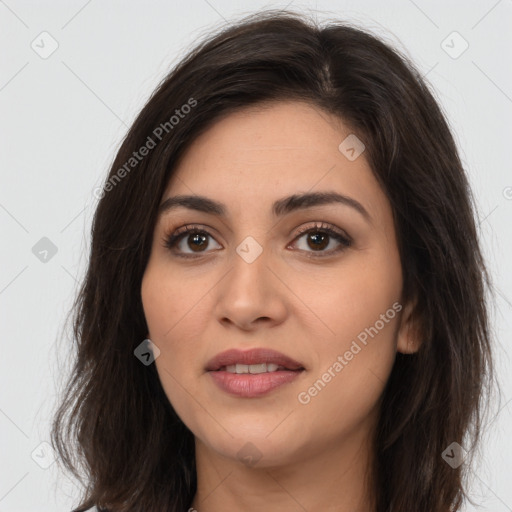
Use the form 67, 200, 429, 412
208, 370, 304, 398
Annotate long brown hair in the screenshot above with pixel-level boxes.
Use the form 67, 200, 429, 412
51, 10, 498, 512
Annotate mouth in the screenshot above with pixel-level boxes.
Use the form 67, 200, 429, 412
205, 348, 305, 398
214, 363, 303, 374
205, 347, 305, 373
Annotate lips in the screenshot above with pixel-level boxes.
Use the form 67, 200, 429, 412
205, 348, 305, 372
206, 348, 306, 398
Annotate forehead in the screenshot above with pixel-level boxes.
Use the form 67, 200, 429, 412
162, 101, 385, 221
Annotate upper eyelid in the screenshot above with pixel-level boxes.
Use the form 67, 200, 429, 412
294, 222, 350, 238
167, 221, 348, 239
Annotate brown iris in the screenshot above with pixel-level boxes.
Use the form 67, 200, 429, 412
307, 232, 329, 251
188, 233, 209, 252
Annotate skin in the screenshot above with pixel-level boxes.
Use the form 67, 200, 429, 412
141, 101, 420, 512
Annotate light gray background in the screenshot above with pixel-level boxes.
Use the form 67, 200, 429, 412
1, 1, 511, 511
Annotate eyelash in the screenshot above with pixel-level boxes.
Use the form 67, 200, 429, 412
162, 222, 352, 259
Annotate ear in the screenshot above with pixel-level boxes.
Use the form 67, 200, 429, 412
396, 298, 423, 354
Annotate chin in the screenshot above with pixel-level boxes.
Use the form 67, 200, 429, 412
196, 425, 307, 468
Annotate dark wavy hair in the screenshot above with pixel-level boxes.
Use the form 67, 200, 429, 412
51, 9, 498, 512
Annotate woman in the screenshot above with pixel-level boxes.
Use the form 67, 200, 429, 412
51, 10, 497, 512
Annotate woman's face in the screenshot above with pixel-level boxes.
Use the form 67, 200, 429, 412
141, 101, 415, 468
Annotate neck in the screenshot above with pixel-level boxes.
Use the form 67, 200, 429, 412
190, 416, 378, 512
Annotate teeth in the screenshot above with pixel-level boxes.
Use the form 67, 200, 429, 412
224, 363, 282, 374
248, 363, 266, 374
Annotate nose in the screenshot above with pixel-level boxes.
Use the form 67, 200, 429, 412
213, 245, 288, 332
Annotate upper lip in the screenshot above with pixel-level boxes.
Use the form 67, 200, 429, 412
205, 348, 305, 371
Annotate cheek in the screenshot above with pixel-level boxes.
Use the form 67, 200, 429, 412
294, 298, 400, 441
141, 279, 193, 427
141, 260, 212, 400
291, 248, 402, 349
141, 258, 210, 342
291, 248, 402, 413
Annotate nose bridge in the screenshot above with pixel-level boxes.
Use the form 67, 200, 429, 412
229, 233, 271, 294
213, 231, 286, 328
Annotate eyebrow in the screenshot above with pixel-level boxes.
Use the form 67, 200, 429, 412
158, 191, 372, 223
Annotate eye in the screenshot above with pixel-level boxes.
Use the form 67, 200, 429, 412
162, 221, 352, 259
288, 222, 351, 257
163, 224, 221, 257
